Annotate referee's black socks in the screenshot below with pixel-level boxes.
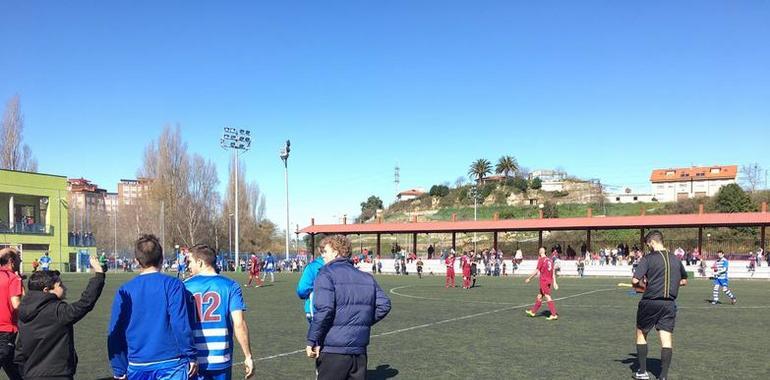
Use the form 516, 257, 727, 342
636, 344, 648, 373
660, 347, 673, 378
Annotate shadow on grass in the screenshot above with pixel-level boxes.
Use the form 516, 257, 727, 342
615, 353, 661, 378
367, 364, 399, 379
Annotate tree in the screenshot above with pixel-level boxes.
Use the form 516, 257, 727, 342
429, 185, 450, 197
530, 177, 542, 190
714, 183, 755, 213
511, 177, 529, 193
740, 163, 764, 193
495, 155, 519, 178
468, 159, 492, 183
1, 95, 37, 172
358, 195, 384, 222
454, 176, 466, 188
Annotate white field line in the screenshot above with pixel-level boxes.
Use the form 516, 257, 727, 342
256, 286, 615, 361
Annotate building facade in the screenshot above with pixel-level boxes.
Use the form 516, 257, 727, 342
1, 169, 81, 272
650, 165, 737, 202
67, 178, 107, 233
118, 178, 152, 205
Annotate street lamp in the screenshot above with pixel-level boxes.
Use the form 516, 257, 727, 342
280, 140, 291, 265
221, 127, 251, 271
707, 233, 712, 257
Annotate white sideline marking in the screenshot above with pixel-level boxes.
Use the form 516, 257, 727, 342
256, 287, 615, 361
558, 304, 770, 310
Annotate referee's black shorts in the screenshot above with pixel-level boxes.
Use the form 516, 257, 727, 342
636, 299, 677, 333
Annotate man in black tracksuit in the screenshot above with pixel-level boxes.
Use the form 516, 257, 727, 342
14, 255, 105, 380
631, 230, 687, 380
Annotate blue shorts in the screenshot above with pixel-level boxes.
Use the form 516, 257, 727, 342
128, 359, 189, 380
197, 367, 232, 380
714, 278, 728, 287
178, 265, 186, 272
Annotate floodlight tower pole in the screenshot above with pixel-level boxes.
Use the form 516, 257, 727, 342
280, 140, 291, 265
221, 127, 251, 272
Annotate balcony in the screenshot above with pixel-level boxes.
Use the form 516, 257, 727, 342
0, 222, 54, 236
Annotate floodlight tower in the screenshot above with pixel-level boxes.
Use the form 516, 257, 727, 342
280, 140, 291, 265
221, 128, 251, 271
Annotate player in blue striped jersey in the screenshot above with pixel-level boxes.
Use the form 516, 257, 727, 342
185, 244, 254, 379
711, 250, 737, 305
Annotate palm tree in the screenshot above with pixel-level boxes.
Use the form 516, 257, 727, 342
468, 159, 492, 183
495, 155, 519, 178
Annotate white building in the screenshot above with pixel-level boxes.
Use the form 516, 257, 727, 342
396, 188, 425, 201
650, 165, 737, 202
529, 169, 567, 192
607, 193, 655, 204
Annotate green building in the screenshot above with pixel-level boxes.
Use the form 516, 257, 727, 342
0, 169, 91, 272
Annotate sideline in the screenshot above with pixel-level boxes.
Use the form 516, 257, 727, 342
256, 286, 615, 361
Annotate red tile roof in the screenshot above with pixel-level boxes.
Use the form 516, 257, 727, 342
650, 165, 737, 183
300, 211, 770, 234
398, 189, 425, 196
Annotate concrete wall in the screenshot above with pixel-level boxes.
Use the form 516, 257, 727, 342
361, 259, 770, 279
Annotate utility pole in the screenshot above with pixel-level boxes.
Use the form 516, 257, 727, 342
394, 165, 400, 201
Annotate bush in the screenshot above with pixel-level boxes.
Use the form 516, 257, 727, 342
429, 184, 450, 197
542, 201, 559, 218
530, 177, 542, 190
714, 183, 755, 213
479, 184, 495, 200
552, 190, 569, 198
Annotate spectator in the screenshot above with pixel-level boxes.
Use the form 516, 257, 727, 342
14, 255, 105, 379
427, 244, 435, 259
514, 248, 523, 264
0, 248, 23, 379
39, 252, 52, 271
107, 234, 197, 379
306, 235, 391, 380
297, 247, 332, 323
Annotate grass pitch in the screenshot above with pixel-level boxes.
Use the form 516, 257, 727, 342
6, 271, 770, 379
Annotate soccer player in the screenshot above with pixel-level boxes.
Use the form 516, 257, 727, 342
632, 230, 688, 380
444, 250, 456, 288
108, 234, 197, 380
177, 248, 188, 279
39, 252, 52, 271
245, 254, 263, 288
461, 252, 472, 289
711, 250, 737, 305
261, 252, 276, 283
185, 244, 254, 379
524, 247, 559, 320
416, 257, 424, 279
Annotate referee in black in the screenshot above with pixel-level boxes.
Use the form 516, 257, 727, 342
631, 230, 688, 380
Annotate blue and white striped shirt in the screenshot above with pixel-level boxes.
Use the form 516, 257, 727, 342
184, 274, 246, 371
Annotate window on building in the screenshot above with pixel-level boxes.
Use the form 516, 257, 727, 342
710, 168, 721, 174
633, 196, 638, 201
616, 197, 621, 201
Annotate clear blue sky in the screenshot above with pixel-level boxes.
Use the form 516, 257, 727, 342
2, 1, 769, 230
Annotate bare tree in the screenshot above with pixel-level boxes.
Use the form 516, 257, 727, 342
454, 176, 466, 188
740, 163, 763, 193
176, 154, 219, 247
1, 95, 37, 171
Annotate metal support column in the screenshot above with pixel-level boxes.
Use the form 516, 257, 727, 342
376, 233, 381, 258
310, 233, 315, 259
538, 230, 543, 248
412, 233, 417, 256
697, 227, 703, 256
493, 231, 498, 251
451, 232, 456, 251
586, 230, 592, 253
761, 226, 766, 258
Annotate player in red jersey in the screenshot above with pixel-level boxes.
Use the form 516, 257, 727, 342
461, 252, 472, 289
445, 250, 457, 288
525, 247, 559, 320
245, 254, 263, 288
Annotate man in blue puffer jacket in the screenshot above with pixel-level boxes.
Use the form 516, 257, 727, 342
296, 246, 332, 323
306, 235, 391, 380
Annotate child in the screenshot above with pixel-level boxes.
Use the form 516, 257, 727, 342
15, 255, 105, 379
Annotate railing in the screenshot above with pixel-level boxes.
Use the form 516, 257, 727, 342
0, 223, 54, 236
